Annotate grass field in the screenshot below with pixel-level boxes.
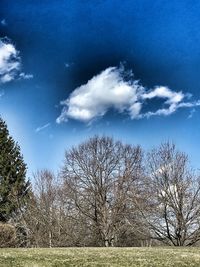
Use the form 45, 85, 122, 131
0, 247, 200, 267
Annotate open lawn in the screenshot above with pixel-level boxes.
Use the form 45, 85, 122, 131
0, 247, 200, 267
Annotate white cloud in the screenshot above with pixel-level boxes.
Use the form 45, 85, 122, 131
35, 123, 50, 133
0, 38, 32, 83
57, 66, 144, 123
0, 39, 20, 83
57, 65, 200, 123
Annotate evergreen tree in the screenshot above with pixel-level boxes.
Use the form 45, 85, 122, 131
0, 117, 30, 222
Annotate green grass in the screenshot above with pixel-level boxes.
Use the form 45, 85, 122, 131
0, 247, 200, 267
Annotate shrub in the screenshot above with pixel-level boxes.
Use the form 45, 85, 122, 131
0, 223, 16, 247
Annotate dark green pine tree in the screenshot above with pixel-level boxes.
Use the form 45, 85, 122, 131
0, 117, 30, 222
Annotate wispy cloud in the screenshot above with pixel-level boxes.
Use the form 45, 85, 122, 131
0, 90, 4, 97
56, 65, 200, 123
65, 63, 70, 68
1, 19, 7, 26
64, 62, 74, 69
0, 38, 33, 83
19, 72, 33, 80
138, 86, 200, 118
35, 123, 50, 133
188, 108, 196, 119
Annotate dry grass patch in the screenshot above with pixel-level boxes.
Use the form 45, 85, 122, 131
0, 247, 200, 267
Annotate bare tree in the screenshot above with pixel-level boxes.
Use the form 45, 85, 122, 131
22, 169, 91, 247
14, 138, 200, 248
140, 142, 200, 246
61, 136, 143, 247
24, 170, 60, 247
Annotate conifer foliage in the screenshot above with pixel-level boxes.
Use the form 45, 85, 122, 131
0, 117, 29, 222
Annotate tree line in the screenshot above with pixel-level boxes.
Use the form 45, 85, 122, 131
0, 117, 200, 247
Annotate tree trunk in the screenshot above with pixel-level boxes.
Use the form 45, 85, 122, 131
49, 230, 52, 248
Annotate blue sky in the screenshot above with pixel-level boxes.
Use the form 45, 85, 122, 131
0, 0, 200, 177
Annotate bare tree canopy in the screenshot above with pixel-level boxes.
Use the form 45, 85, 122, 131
61, 136, 143, 247
141, 143, 200, 246
5, 137, 200, 248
